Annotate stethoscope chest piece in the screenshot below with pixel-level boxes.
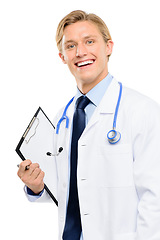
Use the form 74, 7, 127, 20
107, 129, 121, 144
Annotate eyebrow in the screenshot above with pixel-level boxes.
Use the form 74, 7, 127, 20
64, 40, 75, 45
83, 35, 98, 39
64, 35, 98, 45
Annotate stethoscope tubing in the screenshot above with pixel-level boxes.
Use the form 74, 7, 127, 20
56, 97, 74, 134
113, 82, 122, 129
56, 82, 122, 144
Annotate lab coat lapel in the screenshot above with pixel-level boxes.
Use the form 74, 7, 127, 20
56, 98, 75, 186
64, 97, 75, 156
82, 78, 120, 135
62, 78, 121, 146
99, 78, 120, 113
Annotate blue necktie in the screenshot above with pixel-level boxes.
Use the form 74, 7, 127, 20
63, 96, 90, 240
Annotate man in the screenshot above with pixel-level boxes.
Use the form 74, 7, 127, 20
17, 10, 160, 240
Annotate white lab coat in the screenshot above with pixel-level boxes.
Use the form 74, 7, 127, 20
32, 78, 160, 240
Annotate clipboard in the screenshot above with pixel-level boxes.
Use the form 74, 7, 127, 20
16, 107, 58, 206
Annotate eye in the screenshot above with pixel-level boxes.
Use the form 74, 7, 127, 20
87, 40, 94, 45
67, 44, 75, 49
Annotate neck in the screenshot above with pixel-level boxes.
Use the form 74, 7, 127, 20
78, 82, 98, 95
76, 72, 109, 95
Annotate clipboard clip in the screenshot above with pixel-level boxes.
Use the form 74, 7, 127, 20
23, 117, 40, 144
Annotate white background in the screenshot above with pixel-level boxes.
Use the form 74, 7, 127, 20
0, 0, 160, 239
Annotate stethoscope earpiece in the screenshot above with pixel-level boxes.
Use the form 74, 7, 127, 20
107, 129, 121, 144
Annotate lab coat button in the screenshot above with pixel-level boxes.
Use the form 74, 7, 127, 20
84, 213, 89, 216
63, 183, 67, 188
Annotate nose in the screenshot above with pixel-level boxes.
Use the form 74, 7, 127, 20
76, 43, 87, 57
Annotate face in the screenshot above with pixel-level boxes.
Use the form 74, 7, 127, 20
59, 21, 113, 93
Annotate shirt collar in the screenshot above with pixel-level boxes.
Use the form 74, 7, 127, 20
75, 73, 113, 107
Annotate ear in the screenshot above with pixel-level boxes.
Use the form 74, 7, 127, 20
106, 40, 114, 57
59, 52, 67, 64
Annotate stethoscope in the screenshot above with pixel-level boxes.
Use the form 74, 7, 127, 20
57, 82, 122, 143
47, 82, 122, 156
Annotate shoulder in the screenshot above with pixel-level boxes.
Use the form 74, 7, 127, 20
121, 85, 160, 131
122, 85, 160, 114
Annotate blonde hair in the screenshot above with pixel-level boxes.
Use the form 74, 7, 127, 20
56, 10, 112, 54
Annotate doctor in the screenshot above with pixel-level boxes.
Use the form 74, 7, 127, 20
17, 10, 160, 240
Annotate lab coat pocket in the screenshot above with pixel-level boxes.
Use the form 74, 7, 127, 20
96, 144, 134, 187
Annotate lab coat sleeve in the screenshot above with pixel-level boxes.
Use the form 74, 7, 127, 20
133, 100, 160, 239
24, 186, 52, 203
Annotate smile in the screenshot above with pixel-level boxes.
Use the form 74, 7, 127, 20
75, 59, 95, 68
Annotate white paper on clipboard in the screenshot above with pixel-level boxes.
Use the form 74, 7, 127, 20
16, 107, 58, 205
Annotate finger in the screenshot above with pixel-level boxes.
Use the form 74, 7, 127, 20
20, 168, 43, 186
33, 171, 45, 187
30, 167, 42, 180
28, 170, 45, 194
19, 159, 32, 170
28, 163, 40, 175
17, 159, 32, 177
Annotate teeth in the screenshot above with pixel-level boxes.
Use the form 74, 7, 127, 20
77, 60, 94, 67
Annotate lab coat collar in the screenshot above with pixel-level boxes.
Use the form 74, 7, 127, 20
98, 78, 121, 114
74, 73, 113, 108
65, 78, 121, 138
68, 77, 120, 114
82, 78, 121, 135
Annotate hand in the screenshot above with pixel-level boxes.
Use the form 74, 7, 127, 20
17, 159, 45, 194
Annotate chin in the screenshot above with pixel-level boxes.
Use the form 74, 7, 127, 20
77, 73, 96, 82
